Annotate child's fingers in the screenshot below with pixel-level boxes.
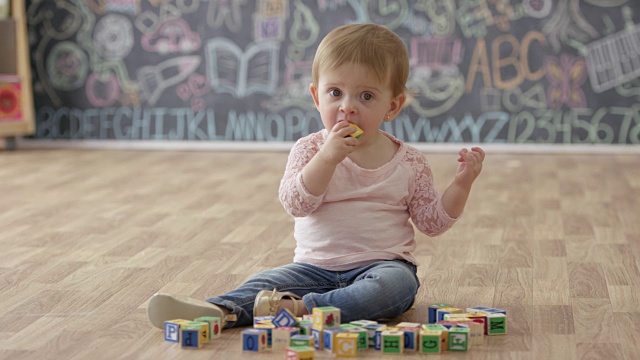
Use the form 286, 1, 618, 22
471, 147, 485, 161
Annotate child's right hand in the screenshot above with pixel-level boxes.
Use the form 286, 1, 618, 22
319, 121, 360, 165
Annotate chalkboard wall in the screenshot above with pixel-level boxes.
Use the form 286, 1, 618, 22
27, 0, 640, 144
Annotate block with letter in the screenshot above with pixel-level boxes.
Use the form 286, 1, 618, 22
402, 327, 420, 351
364, 323, 385, 348
312, 306, 341, 330
335, 332, 359, 358
466, 306, 491, 314
255, 323, 275, 346
323, 328, 347, 353
254, 315, 275, 326
422, 324, 449, 351
311, 328, 323, 350
346, 327, 367, 350
163, 319, 190, 343
428, 303, 452, 324
437, 307, 463, 322
419, 330, 442, 353
396, 322, 421, 329
350, 319, 378, 327
291, 334, 314, 347
487, 313, 507, 335
274, 308, 298, 328
298, 319, 313, 335
373, 325, 388, 350
242, 328, 268, 352
181, 324, 205, 349
195, 316, 221, 340
273, 326, 299, 351
448, 327, 470, 351
185, 321, 209, 344
457, 322, 484, 345
381, 330, 404, 354
285, 345, 315, 360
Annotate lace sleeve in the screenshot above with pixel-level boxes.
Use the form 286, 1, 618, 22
406, 148, 458, 236
278, 135, 324, 217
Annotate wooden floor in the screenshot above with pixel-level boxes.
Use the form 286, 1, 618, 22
0, 148, 639, 359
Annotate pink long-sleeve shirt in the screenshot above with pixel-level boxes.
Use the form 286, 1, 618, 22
279, 130, 458, 271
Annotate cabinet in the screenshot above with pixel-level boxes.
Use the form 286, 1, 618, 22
0, 0, 35, 150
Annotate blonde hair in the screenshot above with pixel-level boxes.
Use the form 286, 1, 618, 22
312, 24, 409, 97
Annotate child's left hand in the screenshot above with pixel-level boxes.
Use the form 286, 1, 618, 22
454, 147, 485, 189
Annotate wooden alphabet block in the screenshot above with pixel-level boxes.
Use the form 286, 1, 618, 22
381, 330, 404, 354
363, 323, 385, 348
428, 303, 452, 324
419, 330, 442, 353
401, 327, 420, 351
311, 328, 323, 350
181, 324, 205, 349
335, 333, 359, 358
423, 324, 449, 351
312, 306, 341, 330
274, 308, 298, 328
285, 345, 315, 360
195, 316, 222, 340
272, 326, 299, 351
347, 327, 367, 350
298, 319, 313, 335
323, 328, 347, 353
242, 328, 267, 352
163, 319, 190, 343
448, 327, 470, 351
436, 307, 463, 322
291, 334, 314, 347
255, 323, 275, 347
487, 313, 507, 335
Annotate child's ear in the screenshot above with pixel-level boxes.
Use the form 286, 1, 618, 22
309, 83, 320, 108
385, 93, 407, 122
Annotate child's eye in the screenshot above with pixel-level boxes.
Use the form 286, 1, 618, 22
362, 92, 374, 101
329, 89, 341, 97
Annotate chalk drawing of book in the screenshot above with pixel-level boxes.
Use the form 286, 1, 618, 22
206, 38, 279, 98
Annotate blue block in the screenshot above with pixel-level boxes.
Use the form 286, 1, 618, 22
243, 329, 267, 352
404, 331, 417, 350
273, 308, 297, 327
164, 322, 181, 343
181, 329, 200, 348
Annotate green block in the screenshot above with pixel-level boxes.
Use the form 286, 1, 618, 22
422, 324, 448, 332
381, 333, 403, 354
448, 327, 469, 351
349, 328, 367, 349
488, 315, 507, 335
419, 333, 441, 353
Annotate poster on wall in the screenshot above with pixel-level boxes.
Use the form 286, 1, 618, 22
26, 0, 640, 145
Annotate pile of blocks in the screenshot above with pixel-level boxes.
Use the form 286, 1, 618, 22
163, 316, 222, 349
241, 304, 507, 358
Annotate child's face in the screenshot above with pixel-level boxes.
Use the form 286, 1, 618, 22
309, 62, 404, 143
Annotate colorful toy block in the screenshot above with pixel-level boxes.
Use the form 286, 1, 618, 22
428, 303, 452, 324
302, 314, 314, 321
396, 322, 421, 329
254, 315, 275, 325
254, 323, 275, 346
323, 328, 347, 353
274, 308, 298, 328
487, 313, 507, 335
181, 324, 206, 349
298, 320, 313, 335
363, 323, 385, 348
437, 307, 463, 322
291, 334, 314, 347
311, 328, 323, 350
350, 319, 378, 327
163, 319, 190, 343
402, 327, 420, 351
419, 330, 442, 353
242, 328, 268, 352
335, 332, 359, 358
195, 316, 221, 340
381, 330, 404, 354
457, 322, 484, 345
273, 326, 299, 351
423, 324, 449, 351
466, 306, 491, 314
347, 327, 367, 349
285, 345, 315, 360
448, 327, 470, 351
312, 306, 340, 330
347, 122, 363, 138
373, 325, 388, 350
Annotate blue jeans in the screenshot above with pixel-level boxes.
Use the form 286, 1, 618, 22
206, 260, 420, 328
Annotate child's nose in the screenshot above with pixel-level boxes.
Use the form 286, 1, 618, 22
339, 99, 357, 114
